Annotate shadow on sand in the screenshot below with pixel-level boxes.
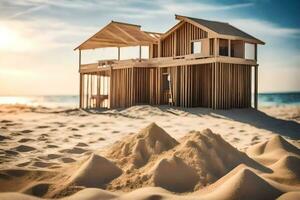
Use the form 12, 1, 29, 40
84, 105, 300, 140
167, 106, 300, 140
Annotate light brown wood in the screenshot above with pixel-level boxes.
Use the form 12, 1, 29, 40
77, 15, 264, 109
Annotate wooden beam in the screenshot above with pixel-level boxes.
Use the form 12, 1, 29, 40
111, 24, 139, 42
79, 50, 82, 108
104, 29, 130, 44
228, 39, 231, 57
254, 65, 258, 109
139, 45, 142, 61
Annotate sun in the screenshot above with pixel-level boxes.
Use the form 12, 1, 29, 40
0, 26, 17, 50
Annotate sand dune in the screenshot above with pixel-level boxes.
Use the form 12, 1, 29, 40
0, 105, 300, 199
69, 154, 122, 187
106, 123, 178, 169
247, 135, 300, 165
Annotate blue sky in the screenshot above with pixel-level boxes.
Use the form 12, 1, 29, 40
0, 0, 299, 95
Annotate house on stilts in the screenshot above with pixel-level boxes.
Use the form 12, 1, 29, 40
75, 15, 265, 109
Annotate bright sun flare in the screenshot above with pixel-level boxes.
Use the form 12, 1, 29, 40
0, 26, 17, 50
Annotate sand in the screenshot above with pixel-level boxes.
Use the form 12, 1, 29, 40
0, 104, 299, 200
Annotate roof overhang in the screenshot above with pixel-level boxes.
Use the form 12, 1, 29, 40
174, 14, 265, 45
74, 21, 162, 50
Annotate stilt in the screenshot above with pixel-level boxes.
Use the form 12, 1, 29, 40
254, 65, 258, 109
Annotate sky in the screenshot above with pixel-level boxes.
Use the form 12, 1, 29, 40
0, 0, 299, 95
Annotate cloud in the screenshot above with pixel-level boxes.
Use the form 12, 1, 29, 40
8, 4, 48, 19
229, 19, 300, 39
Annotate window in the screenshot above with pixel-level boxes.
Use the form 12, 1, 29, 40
219, 39, 229, 56
245, 43, 255, 60
192, 41, 202, 54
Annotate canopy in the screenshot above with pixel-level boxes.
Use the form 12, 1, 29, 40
75, 21, 161, 50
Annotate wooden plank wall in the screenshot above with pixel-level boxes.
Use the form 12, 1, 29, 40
161, 22, 208, 57
212, 63, 252, 109
167, 64, 212, 107
80, 63, 252, 109
109, 67, 152, 108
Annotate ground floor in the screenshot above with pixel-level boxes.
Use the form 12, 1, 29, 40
79, 62, 258, 109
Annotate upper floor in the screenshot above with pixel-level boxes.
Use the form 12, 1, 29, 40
75, 15, 265, 73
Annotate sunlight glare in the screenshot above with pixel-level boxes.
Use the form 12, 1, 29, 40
0, 26, 17, 50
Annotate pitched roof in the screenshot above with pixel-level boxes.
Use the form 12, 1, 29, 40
75, 21, 161, 50
176, 15, 265, 44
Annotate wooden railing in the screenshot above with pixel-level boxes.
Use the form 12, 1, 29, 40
80, 54, 257, 73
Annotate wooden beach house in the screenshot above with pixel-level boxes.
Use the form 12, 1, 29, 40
75, 15, 265, 109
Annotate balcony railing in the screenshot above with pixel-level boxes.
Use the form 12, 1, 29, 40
80, 54, 257, 73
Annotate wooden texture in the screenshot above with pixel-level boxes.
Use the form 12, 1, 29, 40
78, 16, 263, 110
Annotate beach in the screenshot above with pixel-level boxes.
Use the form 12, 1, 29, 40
0, 104, 299, 199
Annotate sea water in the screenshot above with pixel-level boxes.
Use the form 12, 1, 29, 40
0, 92, 299, 108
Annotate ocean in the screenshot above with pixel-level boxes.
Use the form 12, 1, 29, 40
0, 92, 299, 108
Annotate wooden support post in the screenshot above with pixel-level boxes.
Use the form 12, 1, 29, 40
254, 44, 257, 61
86, 74, 89, 109
79, 74, 83, 108
254, 65, 258, 109
109, 67, 114, 109
158, 40, 161, 57
228, 40, 231, 57
117, 47, 120, 61
139, 45, 142, 61
78, 50, 82, 108
214, 38, 219, 57
173, 31, 177, 57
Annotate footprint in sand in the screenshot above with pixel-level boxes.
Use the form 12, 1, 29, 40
39, 154, 62, 160
72, 134, 82, 138
16, 161, 31, 167
112, 130, 120, 134
10, 132, 22, 136
98, 137, 106, 141
61, 157, 76, 163
69, 127, 79, 131
36, 125, 50, 129
0, 120, 12, 123
32, 161, 55, 168
0, 135, 11, 141
46, 144, 58, 148
78, 124, 85, 128
18, 138, 35, 143
239, 129, 246, 133
12, 145, 36, 152
5, 150, 19, 156
76, 142, 88, 147
20, 129, 33, 134
50, 129, 57, 132
59, 147, 87, 154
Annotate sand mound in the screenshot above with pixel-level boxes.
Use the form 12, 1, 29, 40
169, 129, 268, 186
247, 135, 300, 165
0, 192, 41, 200
277, 192, 300, 200
264, 155, 300, 185
201, 168, 282, 200
247, 135, 300, 156
152, 155, 199, 192
107, 123, 178, 168
69, 154, 122, 187
62, 188, 117, 200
